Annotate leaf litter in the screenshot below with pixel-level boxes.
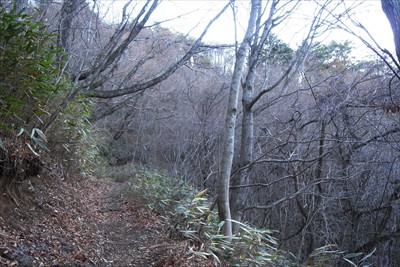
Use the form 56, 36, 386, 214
0, 172, 215, 266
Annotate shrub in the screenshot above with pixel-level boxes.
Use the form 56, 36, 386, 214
104, 165, 377, 266
0, 5, 65, 131
119, 166, 286, 266
47, 97, 100, 177
0, 5, 66, 186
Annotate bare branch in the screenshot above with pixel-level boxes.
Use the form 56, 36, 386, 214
90, 2, 231, 99
352, 127, 400, 150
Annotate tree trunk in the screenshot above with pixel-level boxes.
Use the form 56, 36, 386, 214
217, 0, 260, 241
43, 1, 230, 131
58, 0, 83, 52
382, 0, 400, 63
230, 0, 273, 232
230, 99, 253, 232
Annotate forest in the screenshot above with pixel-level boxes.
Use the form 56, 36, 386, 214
0, 0, 400, 266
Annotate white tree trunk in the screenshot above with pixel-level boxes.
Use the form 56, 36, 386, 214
217, 0, 261, 241
382, 0, 400, 63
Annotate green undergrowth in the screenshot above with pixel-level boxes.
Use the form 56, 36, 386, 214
101, 164, 292, 266
0, 6, 99, 187
100, 164, 375, 266
48, 97, 100, 177
101, 164, 376, 266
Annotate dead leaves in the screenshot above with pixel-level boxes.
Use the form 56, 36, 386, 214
0, 175, 215, 266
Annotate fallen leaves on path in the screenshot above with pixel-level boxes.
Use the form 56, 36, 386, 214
0, 173, 215, 266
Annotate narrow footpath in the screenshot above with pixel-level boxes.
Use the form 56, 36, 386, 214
0, 175, 213, 266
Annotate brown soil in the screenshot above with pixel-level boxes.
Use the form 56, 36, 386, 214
0, 172, 214, 266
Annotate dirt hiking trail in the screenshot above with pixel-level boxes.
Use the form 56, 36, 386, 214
0, 175, 213, 266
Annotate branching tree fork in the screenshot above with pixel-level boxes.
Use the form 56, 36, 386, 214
43, 0, 231, 130
218, 0, 347, 236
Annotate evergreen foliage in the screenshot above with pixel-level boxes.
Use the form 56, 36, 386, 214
261, 35, 294, 64
0, 5, 64, 131
310, 40, 353, 69
0, 5, 98, 184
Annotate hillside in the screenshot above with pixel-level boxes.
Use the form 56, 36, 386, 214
1, 1, 400, 265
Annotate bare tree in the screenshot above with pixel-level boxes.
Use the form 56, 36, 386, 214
217, 0, 260, 241
226, 0, 347, 233
43, 0, 231, 131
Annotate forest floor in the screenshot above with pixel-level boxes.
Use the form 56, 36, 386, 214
0, 171, 214, 266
